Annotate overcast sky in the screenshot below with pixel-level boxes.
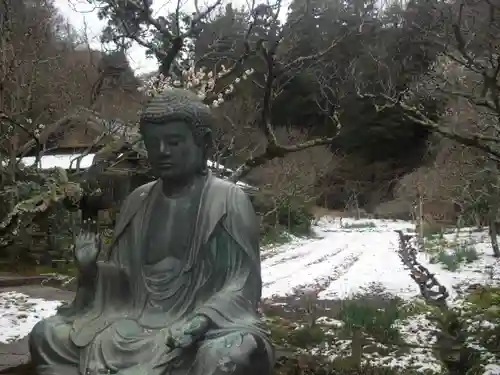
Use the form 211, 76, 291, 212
55, 0, 164, 74
55, 0, 294, 74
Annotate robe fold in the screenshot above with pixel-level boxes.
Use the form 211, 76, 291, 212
29, 173, 273, 375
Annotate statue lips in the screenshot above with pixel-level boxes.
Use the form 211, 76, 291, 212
156, 161, 173, 170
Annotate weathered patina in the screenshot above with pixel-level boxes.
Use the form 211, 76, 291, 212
29, 88, 274, 375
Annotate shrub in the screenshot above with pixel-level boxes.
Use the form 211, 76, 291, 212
338, 298, 404, 342
430, 242, 479, 271
275, 197, 313, 236
257, 193, 314, 244
261, 228, 292, 246
342, 221, 376, 229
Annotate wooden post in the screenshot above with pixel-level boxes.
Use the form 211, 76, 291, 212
288, 203, 291, 231
417, 190, 424, 250
350, 325, 362, 366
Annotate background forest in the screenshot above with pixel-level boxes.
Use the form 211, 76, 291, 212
0, 0, 499, 267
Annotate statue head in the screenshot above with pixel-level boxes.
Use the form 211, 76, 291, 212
139, 88, 214, 181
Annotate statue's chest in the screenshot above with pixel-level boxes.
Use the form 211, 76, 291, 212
144, 192, 200, 264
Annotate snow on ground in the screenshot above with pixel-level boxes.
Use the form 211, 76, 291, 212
308, 312, 444, 374
1, 216, 499, 375
0, 291, 62, 343
261, 217, 500, 301
310, 307, 499, 374
261, 217, 500, 374
419, 229, 500, 300
484, 364, 500, 375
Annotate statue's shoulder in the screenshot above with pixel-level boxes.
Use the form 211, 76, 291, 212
210, 176, 248, 199
210, 177, 258, 231
209, 176, 253, 214
126, 180, 157, 200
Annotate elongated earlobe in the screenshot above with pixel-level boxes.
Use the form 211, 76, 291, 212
200, 145, 209, 175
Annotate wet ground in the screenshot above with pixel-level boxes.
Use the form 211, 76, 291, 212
0, 280, 74, 373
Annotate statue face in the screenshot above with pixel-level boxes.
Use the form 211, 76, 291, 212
142, 121, 203, 180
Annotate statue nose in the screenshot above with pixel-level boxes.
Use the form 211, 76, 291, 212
159, 141, 171, 155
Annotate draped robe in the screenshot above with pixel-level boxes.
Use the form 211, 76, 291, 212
29, 173, 274, 375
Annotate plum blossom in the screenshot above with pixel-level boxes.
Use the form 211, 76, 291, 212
139, 63, 255, 108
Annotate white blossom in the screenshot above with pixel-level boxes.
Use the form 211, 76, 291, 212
139, 61, 251, 108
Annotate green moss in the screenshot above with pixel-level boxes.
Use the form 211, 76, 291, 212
454, 287, 500, 370
400, 300, 434, 317
339, 298, 405, 342
331, 359, 389, 374
426, 237, 479, 271
265, 315, 329, 349
424, 237, 449, 254
265, 316, 299, 348
342, 222, 376, 229
288, 325, 326, 348
261, 228, 292, 246
423, 225, 445, 239
465, 287, 500, 310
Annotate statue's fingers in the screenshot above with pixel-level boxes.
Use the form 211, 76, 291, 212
96, 235, 103, 253
175, 334, 193, 348
185, 316, 209, 336
182, 324, 195, 335
165, 335, 176, 349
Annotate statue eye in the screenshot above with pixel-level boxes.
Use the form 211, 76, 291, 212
144, 137, 159, 147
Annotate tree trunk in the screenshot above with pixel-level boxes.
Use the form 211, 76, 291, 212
488, 215, 500, 257
416, 192, 425, 250
485, 160, 500, 257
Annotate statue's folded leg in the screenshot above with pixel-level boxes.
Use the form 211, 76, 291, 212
29, 315, 80, 375
190, 331, 272, 375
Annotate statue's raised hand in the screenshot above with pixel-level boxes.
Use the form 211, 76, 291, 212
73, 231, 101, 273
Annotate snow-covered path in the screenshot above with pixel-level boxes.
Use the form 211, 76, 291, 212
261, 218, 420, 299
261, 217, 500, 301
